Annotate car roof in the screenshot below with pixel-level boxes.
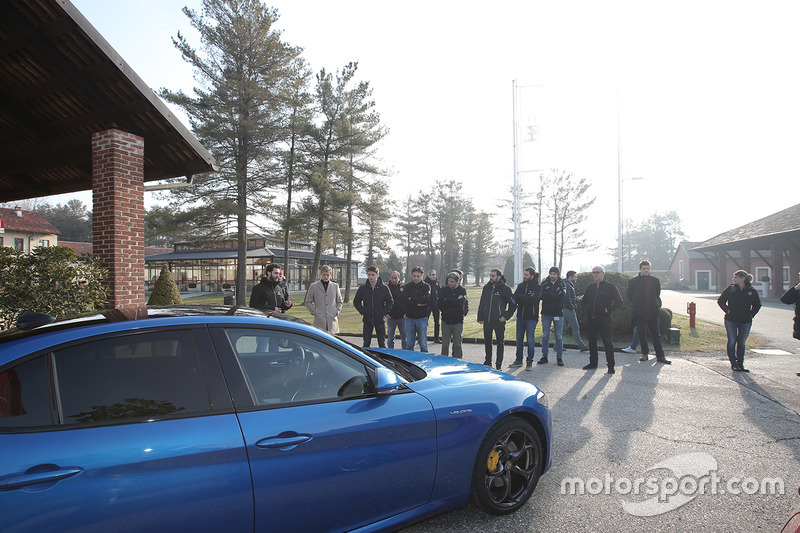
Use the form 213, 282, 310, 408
0, 306, 315, 366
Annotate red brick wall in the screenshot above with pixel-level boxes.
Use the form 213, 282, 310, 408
91, 129, 145, 309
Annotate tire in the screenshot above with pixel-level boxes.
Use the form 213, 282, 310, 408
470, 417, 543, 515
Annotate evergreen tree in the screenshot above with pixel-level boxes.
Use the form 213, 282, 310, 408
35, 199, 92, 242
148, 263, 183, 306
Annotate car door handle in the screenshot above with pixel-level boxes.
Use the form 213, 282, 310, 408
0, 466, 83, 490
256, 433, 313, 450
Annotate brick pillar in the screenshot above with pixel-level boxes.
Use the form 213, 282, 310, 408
92, 129, 145, 309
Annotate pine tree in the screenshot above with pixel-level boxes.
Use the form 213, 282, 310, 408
161, 0, 304, 304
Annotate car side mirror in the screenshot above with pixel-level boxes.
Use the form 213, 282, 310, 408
374, 367, 403, 395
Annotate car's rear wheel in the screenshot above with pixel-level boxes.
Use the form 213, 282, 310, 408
470, 417, 543, 514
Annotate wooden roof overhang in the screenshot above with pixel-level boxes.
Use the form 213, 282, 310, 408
0, 0, 216, 203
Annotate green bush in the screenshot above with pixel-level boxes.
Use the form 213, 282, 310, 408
147, 263, 183, 305
574, 270, 671, 340
0, 246, 108, 330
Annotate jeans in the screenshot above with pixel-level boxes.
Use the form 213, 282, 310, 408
725, 320, 751, 367
562, 308, 587, 348
441, 321, 463, 357
540, 315, 563, 359
628, 325, 640, 349
386, 317, 406, 349
636, 317, 665, 358
587, 315, 615, 368
515, 318, 538, 361
483, 322, 506, 365
362, 320, 386, 348
405, 316, 429, 352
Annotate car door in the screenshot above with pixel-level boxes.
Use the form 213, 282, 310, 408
0, 327, 253, 533
211, 327, 438, 533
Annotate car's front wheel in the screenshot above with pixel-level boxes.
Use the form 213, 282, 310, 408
471, 417, 543, 514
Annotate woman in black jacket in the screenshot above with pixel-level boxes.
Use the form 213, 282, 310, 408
717, 270, 761, 372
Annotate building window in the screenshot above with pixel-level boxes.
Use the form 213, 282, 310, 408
679, 260, 684, 279
38, 239, 49, 247
14, 238, 24, 251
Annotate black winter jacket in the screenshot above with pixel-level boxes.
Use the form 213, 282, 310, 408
387, 281, 406, 319
403, 281, 431, 319
540, 278, 566, 317
424, 276, 440, 309
717, 284, 761, 324
354, 277, 393, 325
249, 277, 290, 312
626, 274, 663, 319
477, 278, 517, 324
439, 284, 467, 325
780, 287, 800, 340
514, 281, 542, 321
582, 280, 623, 320
563, 279, 578, 310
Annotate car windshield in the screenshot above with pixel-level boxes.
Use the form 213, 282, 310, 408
340, 341, 425, 382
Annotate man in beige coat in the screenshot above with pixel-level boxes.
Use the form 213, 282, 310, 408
305, 265, 344, 334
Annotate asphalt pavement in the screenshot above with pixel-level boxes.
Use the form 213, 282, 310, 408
341, 293, 800, 532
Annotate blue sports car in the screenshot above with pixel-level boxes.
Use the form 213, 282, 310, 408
0, 306, 551, 532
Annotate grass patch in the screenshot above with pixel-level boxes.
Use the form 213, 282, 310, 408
175, 288, 759, 352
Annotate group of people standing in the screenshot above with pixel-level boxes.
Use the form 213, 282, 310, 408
312, 264, 466, 354
255, 262, 800, 377
478, 261, 670, 375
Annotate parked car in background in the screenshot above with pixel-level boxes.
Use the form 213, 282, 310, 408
0, 305, 551, 532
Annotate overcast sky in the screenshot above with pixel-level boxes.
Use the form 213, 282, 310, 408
65, 0, 800, 270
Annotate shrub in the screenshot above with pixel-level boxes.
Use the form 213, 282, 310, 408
0, 246, 108, 330
147, 263, 183, 305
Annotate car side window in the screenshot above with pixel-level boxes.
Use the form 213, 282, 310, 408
55, 329, 213, 425
0, 356, 54, 428
223, 329, 372, 406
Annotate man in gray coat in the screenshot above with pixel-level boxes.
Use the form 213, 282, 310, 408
305, 265, 344, 334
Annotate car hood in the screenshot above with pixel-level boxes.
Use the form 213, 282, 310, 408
370, 348, 524, 387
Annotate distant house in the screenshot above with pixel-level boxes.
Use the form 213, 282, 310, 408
668, 203, 800, 296
667, 241, 785, 293
0, 206, 60, 253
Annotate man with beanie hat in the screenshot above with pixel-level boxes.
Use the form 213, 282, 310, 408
539, 266, 566, 366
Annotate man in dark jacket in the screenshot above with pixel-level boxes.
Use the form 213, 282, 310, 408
582, 266, 624, 374
386, 271, 406, 349
511, 267, 541, 369
404, 266, 431, 352
477, 268, 517, 369
249, 263, 291, 312
627, 260, 671, 364
353, 265, 393, 348
424, 270, 441, 343
439, 271, 467, 358
539, 266, 566, 366
780, 279, 800, 376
